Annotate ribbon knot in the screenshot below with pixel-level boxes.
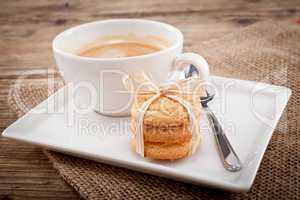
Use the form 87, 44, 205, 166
156, 87, 169, 96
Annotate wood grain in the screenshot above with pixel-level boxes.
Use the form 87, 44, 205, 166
0, 0, 299, 199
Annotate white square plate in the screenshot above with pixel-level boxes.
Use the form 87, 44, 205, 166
2, 76, 291, 192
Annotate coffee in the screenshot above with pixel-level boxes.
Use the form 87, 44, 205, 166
77, 35, 170, 58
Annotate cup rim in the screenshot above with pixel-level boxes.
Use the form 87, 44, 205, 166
52, 19, 183, 62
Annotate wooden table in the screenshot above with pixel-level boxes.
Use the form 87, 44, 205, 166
0, 0, 299, 199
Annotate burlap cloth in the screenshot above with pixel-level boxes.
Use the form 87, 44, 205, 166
8, 21, 300, 199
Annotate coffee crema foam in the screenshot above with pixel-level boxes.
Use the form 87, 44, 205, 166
77, 35, 171, 58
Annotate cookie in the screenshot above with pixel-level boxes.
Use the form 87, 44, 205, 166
131, 93, 203, 127
131, 119, 193, 144
131, 138, 193, 160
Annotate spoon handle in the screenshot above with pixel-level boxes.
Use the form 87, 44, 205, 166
205, 107, 242, 172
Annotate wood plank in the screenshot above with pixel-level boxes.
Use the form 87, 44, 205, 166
1, 0, 299, 21
0, 137, 80, 200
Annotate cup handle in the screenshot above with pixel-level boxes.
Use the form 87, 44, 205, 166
173, 52, 210, 81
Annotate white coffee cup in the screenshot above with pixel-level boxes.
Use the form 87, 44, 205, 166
53, 19, 209, 116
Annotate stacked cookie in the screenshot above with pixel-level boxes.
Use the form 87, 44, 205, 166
131, 89, 204, 160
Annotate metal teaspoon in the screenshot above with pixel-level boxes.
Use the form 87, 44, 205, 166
184, 65, 242, 172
